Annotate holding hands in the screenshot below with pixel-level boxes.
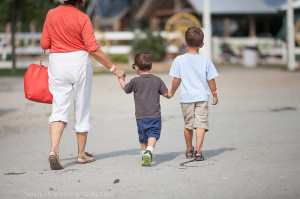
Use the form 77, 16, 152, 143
112, 67, 126, 80
166, 91, 173, 99
163, 91, 173, 99
90, 48, 126, 80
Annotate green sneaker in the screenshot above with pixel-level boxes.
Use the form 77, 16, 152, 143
141, 150, 152, 166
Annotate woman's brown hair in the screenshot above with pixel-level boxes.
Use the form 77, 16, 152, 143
64, 0, 85, 7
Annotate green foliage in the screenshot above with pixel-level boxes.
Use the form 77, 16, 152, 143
0, 68, 27, 76
0, 0, 61, 29
131, 29, 166, 61
110, 54, 129, 63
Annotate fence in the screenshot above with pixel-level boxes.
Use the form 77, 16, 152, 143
0, 31, 295, 68
212, 37, 288, 65
0, 31, 181, 68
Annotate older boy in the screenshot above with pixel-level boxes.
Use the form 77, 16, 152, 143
168, 27, 219, 161
118, 52, 169, 166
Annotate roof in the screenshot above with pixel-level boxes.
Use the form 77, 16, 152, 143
136, 0, 287, 19
87, 0, 130, 18
280, 0, 300, 10
188, 0, 286, 15
136, 0, 174, 20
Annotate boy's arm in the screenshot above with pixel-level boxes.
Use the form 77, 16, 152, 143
168, 78, 181, 98
118, 77, 126, 90
207, 78, 218, 105
162, 92, 169, 98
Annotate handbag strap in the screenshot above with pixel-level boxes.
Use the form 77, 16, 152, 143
39, 50, 45, 68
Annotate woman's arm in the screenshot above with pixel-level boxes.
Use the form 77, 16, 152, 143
41, 14, 51, 50
91, 48, 126, 79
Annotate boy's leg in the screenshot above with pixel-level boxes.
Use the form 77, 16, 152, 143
184, 128, 194, 158
193, 101, 209, 161
142, 138, 154, 167
144, 137, 156, 154
184, 128, 193, 151
137, 119, 147, 154
141, 137, 156, 167
140, 143, 147, 152
195, 128, 205, 152
181, 102, 196, 155
147, 137, 156, 148
144, 118, 161, 151
142, 118, 161, 166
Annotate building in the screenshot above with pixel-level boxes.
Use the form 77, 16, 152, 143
136, 0, 286, 38
86, 0, 131, 31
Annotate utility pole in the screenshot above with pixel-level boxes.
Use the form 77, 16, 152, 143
287, 0, 297, 70
203, 0, 212, 59
11, 0, 16, 74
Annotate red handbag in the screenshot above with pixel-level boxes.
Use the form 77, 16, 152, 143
24, 51, 53, 104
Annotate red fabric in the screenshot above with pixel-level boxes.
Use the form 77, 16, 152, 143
24, 64, 53, 104
41, 5, 99, 54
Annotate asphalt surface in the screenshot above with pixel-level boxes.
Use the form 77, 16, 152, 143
0, 66, 299, 199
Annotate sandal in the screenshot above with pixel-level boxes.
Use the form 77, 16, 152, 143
194, 150, 204, 161
85, 152, 95, 161
185, 147, 194, 159
77, 152, 95, 164
48, 152, 64, 170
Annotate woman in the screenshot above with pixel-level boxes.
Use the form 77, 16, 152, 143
41, 0, 125, 170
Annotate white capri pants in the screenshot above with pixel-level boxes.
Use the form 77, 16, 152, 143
48, 50, 93, 133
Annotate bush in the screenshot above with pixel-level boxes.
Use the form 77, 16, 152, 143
110, 54, 129, 63
131, 29, 166, 61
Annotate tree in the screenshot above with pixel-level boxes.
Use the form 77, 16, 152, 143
131, 29, 166, 61
0, 0, 60, 74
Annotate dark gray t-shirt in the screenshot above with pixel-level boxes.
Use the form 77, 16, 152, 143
124, 74, 168, 119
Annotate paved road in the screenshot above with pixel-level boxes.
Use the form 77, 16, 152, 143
0, 66, 299, 199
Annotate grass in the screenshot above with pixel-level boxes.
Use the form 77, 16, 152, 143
0, 69, 27, 76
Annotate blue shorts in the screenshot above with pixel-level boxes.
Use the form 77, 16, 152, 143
136, 117, 161, 143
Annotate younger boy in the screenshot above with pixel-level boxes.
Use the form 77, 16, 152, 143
118, 52, 169, 166
168, 27, 219, 161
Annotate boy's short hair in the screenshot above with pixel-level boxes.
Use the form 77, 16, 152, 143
185, 27, 204, 47
134, 52, 152, 71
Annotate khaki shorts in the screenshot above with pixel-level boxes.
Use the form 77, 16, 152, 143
181, 101, 209, 131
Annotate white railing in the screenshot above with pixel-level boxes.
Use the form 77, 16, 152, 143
0, 31, 180, 68
212, 36, 289, 65
0, 31, 295, 68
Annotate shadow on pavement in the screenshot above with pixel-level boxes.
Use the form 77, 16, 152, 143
178, 147, 236, 167
204, 147, 236, 159
153, 147, 236, 166
153, 152, 182, 166
0, 108, 17, 117
61, 147, 236, 168
61, 148, 140, 168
